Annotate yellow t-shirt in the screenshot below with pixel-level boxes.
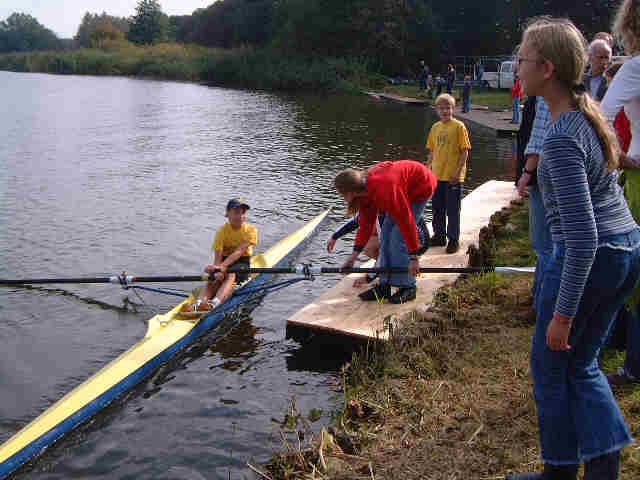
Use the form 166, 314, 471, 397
212, 222, 258, 257
426, 118, 471, 182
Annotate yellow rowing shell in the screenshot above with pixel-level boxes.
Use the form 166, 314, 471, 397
0, 210, 329, 478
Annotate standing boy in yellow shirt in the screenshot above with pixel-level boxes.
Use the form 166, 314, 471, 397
195, 198, 258, 310
426, 93, 471, 253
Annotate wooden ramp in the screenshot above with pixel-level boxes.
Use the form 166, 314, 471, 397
286, 180, 520, 342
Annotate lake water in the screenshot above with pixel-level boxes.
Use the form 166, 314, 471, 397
0, 71, 512, 479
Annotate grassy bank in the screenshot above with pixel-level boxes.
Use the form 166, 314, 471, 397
0, 42, 387, 92
262, 200, 640, 479
383, 83, 513, 111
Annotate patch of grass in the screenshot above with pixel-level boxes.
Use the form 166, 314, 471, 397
265, 200, 640, 479
382, 83, 514, 111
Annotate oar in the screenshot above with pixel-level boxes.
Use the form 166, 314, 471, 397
0, 266, 534, 285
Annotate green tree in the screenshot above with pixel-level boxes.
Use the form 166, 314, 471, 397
75, 12, 130, 48
127, 0, 169, 45
0, 12, 62, 53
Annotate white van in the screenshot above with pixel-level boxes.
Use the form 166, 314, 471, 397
482, 61, 516, 89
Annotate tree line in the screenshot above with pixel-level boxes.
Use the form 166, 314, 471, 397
0, 0, 623, 76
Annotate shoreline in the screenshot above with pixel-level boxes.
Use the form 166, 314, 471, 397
262, 200, 639, 479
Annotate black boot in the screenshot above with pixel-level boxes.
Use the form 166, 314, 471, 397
584, 451, 620, 480
389, 286, 417, 304
431, 234, 447, 247
507, 463, 579, 480
359, 284, 391, 301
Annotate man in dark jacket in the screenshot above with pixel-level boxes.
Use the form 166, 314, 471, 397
582, 38, 612, 101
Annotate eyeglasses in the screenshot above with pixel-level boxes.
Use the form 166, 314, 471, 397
517, 57, 540, 65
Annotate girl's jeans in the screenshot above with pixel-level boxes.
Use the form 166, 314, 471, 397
378, 200, 427, 288
532, 229, 640, 464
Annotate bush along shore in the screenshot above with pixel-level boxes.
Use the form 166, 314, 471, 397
260, 199, 640, 480
0, 42, 387, 92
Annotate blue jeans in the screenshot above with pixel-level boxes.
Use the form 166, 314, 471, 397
431, 181, 462, 242
626, 307, 640, 378
532, 229, 640, 464
463, 96, 470, 112
512, 97, 521, 123
378, 200, 427, 288
529, 185, 553, 304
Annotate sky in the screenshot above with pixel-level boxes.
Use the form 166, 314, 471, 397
0, 0, 214, 39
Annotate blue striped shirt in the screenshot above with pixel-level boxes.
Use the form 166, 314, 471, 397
524, 97, 551, 156
539, 110, 637, 317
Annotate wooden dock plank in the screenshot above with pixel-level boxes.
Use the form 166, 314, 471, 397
286, 180, 520, 341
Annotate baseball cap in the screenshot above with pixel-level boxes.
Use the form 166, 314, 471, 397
226, 198, 250, 211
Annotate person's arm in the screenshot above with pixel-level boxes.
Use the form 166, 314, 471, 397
328, 217, 359, 253
517, 154, 539, 196
450, 149, 469, 184
602, 59, 640, 123
544, 134, 598, 349
450, 123, 471, 183
220, 243, 252, 271
342, 205, 376, 269
519, 98, 551, 197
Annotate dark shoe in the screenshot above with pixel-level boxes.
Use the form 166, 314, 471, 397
507, 463, 579, 480
389, 286, 417, 304
359, 284, 391, 302
432, 234, 447, 247
446, 239, 460, 254
607, 369, 638, 388
585, 451, 619, 480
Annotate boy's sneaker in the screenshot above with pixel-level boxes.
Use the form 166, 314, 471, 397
359, 284, 391, 302
446, 239, 460, 254
389, 286, 417, 304
432, 235, 447, 247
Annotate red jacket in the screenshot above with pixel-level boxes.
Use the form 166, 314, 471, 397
614, 108, 631, 154
511, 79, 523, 100
355, 160, 437, 254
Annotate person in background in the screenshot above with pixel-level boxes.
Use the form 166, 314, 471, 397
334, 160, 437, 304
583, 38, 612, 101
426, 93, 471, 254
511, 73, 524, 123
446, 64, 456, 94
601, 0, 640, 388
518, 94, 553, 306
461, 75, 472, 113
419, 60, 430, 91
427, 74, 434, 99
508, 16, 640, 480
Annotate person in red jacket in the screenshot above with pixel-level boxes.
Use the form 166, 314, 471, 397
334, 160, 438, 303
511, 74, 524, 124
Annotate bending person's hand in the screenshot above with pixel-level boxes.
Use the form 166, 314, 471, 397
327, 237, 337, 253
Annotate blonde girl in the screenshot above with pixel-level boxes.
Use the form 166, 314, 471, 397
509, 17, 640, 480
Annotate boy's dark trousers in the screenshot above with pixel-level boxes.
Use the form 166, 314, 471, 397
462, 93, 470, 112
432, 181, 462, 242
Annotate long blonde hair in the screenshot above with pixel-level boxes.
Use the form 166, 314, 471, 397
334, 168, 366, 215
523, 17, 619, 171
613, 0, 640, 56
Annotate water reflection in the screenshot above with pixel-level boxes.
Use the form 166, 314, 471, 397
0, 72, 512, 479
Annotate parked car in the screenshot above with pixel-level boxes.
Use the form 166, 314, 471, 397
482, 60, 516, 89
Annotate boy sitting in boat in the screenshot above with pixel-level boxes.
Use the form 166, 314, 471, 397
191, 198, 258, 311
